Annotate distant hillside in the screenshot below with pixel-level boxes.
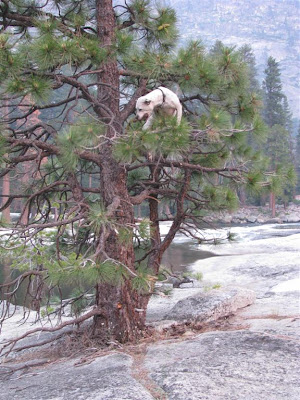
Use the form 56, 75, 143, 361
167, 0, 300, 118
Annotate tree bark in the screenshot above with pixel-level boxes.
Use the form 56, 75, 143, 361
2, 172, 10, 223
147, 158, 166, 275
2, 100, 10, 223
92, 0, 148, 342
270, 192, 276, 218
148, 194, 162, 274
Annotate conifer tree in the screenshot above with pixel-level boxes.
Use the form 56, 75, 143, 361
262, 56, 296, 213
295, 124, 300, 194
262, 56, 285, 127
0, 0, 270, 344
237, 44, 260, 94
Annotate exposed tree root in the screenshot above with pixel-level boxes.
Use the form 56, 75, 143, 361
0, 358, 50, 378
0, 308, 102, 358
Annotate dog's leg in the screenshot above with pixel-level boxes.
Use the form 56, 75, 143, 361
176, 103, 182, 125
142, 114, 155, 130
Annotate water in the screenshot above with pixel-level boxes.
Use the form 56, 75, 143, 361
162, 222, 300, 272
1, 222, 300, 304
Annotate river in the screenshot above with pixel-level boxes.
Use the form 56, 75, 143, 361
162, 222, 300, 274
1, 222, 299, 305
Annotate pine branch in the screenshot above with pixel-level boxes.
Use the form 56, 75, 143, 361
0, 5, 79, 37
9, 151, 51, 165
0, 196, 14, 212
119, 69, 146, 78
127, 160, 244, 174
160, 170, 191, 255
118, 19, 135, 30
130, 188, 176, 205
6, 137, 102, 167
3, 95, 85, 116
0, 271, 43, 292
7, 137, 59, 154
1, 215, 84, 244
6, 122, 57, 140
67, 172, 87, 207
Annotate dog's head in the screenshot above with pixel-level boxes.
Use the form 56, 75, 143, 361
135, 96, 154, 121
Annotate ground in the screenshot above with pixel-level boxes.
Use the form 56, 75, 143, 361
0, 225, 299, 399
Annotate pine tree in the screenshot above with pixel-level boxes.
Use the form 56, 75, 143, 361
262, 56, 285, 127
0, 0, 270, 344
295, 124, 300, 194
282, 96, 293, 132
238, 44, 261, 94
262, 57, 296, 213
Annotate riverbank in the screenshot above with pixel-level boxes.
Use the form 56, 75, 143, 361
203, 203, 300, 224
0, 223, 299, 399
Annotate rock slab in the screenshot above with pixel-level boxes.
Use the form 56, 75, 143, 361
165, 287, 256, 322
145, 330, 300, 400
0, 353, 155, 400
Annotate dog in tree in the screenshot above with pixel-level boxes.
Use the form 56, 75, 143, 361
136, 87, 182, 130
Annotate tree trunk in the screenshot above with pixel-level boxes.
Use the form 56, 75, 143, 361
270, 192, 276, 217
92, 0, 149, 342
147, 162, 163, 275
94, 155, 149, 342
238, 187, 246, 207
164, 203, 174, 219
148, 195, 162, 274
2, 100, 10, 223
20, 162, 30, 225
2, 172, 10, 223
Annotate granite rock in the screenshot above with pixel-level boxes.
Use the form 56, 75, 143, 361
165, 287, 255, 322
145, 330, 300, 400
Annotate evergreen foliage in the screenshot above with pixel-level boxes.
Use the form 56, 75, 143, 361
296, 125, 300, 194
0, 0, 284, 342
261, 56, 296, 204
262, 56, 285, 127
239, 44, 261, 94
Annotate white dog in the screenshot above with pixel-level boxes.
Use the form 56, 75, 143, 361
136, 86, 182, 130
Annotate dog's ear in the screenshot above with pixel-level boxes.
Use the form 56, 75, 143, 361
144, 99, 151, 105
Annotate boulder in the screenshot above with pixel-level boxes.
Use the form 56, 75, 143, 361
222, 214, 232, 223
232, 217, 246, 224
247, 215, 257, 223
265, 217, 281, 224
165, 287, 255, 322
284, 214, 300, 223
